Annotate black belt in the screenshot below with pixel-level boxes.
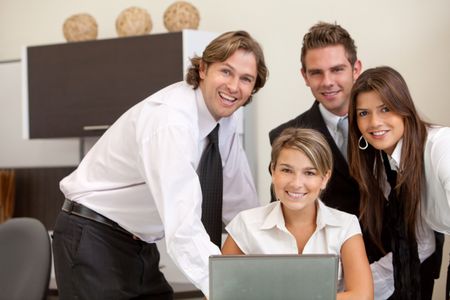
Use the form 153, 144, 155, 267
62, 199, 140, 240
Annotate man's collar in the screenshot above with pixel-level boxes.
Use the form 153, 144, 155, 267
318, 103, 346, 132
196, 88, 220, 139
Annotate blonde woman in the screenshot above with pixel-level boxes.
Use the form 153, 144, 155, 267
223, 128, 373, 300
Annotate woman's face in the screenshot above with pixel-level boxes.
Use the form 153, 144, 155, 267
272, 148, 330, 212
356, 91, 405, 155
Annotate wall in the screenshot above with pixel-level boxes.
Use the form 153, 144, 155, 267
1, 0, 449, 298
1, 0, 449, 198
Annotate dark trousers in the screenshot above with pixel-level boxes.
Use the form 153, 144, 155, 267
52, 211, 173, 300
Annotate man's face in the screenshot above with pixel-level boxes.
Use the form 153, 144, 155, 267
199, 49, 257, 121
301, 45, 361, 116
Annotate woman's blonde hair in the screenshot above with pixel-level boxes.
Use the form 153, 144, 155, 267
271, 127, 333, 178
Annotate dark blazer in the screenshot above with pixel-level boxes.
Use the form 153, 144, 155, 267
269, 101, 360, 216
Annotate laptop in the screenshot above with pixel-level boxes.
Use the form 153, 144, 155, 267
209, 254, 338, 300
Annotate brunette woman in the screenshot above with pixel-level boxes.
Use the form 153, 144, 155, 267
348, 66, 449, 299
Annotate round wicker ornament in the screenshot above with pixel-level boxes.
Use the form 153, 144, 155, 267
116, 7, 153, 37
163, 1, 200, 32
63, 13, 98, 42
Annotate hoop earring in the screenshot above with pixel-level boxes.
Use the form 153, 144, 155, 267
358, 135, 368, 150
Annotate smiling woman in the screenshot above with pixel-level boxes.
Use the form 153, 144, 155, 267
222, 127, 374, 300
348, 66, 450, 299
355, 90, 405, 156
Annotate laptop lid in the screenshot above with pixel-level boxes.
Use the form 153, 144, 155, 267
209, 254, 338, 300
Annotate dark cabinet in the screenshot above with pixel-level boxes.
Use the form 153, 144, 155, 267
23, 30, 217, 138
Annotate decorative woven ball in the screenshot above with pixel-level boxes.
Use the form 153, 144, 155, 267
63, 13, 98, 42
163, 1, 200, 32
116, 7, 153, 37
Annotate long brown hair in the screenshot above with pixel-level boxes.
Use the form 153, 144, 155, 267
348, 66, 427, 252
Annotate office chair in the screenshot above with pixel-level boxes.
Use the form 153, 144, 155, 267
0, 217, 51, 300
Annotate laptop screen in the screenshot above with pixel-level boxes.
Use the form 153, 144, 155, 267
209, 254, 338, 300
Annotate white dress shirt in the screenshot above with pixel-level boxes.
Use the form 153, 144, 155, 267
60, 81, 259, 296
225, 200, 362, 291
319, 103, 347, 148
422, 126, 450, 234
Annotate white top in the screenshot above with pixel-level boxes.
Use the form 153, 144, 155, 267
422, 126, 450, 234
225, 200, 362, 291
385, 126, 450, 231
60, 81, 259, 296
371, 127, 450, 299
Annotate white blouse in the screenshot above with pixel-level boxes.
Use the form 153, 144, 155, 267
225, 200, 361, 291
